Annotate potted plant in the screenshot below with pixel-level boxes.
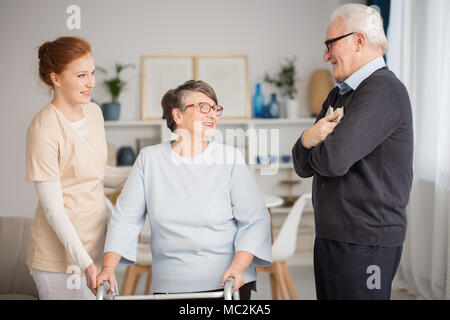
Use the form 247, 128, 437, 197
97, 63, 134, 121
264, 57, 302, 118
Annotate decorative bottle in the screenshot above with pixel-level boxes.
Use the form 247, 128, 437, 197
268, 93, 280, 118
253, 83, 264, 118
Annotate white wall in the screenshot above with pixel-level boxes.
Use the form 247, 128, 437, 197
0, 0, 361, 217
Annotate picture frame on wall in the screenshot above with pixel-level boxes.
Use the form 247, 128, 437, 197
196, 55, 250, 119
141, 54, 250, 120
141, 55, 194, 120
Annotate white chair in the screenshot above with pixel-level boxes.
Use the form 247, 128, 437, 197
256, 193, 312, 300
104, 196, 153, 295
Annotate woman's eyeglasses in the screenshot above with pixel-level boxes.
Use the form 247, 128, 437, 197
324, 32, 356, 52
184, 102, 224, 117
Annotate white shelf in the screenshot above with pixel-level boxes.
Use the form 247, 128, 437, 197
104, 116, 314, 206
104, 120, 163, 127
104, 117, 315, 128
249, 163, 294, 170
247, 118, 315, 125
270, 205, 314, 215
217, 119, 249, 125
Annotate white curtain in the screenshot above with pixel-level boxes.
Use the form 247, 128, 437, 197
387, 0, 450, 299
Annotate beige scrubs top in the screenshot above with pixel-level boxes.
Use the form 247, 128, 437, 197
25, 102, 107, 273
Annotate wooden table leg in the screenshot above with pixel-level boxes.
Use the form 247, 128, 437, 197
282, 261, 297, 300
274, 262, 289, 300
270, 273, 278, 300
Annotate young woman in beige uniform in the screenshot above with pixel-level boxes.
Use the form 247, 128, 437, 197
25, 37, 128, 299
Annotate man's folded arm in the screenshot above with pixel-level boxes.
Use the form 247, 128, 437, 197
292, 134, 315, 178
308, 82, 402, 177
292, 104, 328, 178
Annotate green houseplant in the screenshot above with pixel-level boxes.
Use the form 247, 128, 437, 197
264, 57, 298, 100
97, 63, 134, 120
264, 57, 303, 118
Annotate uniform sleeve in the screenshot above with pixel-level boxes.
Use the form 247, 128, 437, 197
104, 152, 147, 264
34, 181, 93, 271
230, 150, 272, 267
26, 125, 60, 182
104, 165, 130, 189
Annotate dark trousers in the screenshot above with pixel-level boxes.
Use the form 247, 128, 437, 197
313, 236, 403, 300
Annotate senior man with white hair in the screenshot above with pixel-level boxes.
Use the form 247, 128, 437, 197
292, 4, 413, 299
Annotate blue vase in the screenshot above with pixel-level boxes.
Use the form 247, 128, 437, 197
252, 83, 264, 118
101, 103, 120, 121
117, 146, 136, 166
268, 93, 280, 118
281, 155, 292, 163
262, 104, 270, 118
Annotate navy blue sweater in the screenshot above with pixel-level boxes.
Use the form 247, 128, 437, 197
292, 67, 413, 247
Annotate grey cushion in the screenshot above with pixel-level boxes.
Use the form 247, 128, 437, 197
0, 217, 39, 299
0, 294, 38, 300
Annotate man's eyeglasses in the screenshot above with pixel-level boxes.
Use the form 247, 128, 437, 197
324, 32, 356, 52
184, 102, 224, 117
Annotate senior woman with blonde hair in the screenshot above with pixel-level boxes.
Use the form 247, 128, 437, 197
95, 80, 272, 299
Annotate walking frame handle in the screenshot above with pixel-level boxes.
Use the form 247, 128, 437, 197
96, 277, 240, 300
96, 280, 116, 300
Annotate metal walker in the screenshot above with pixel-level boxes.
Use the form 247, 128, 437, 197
96, 277, 240, 300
